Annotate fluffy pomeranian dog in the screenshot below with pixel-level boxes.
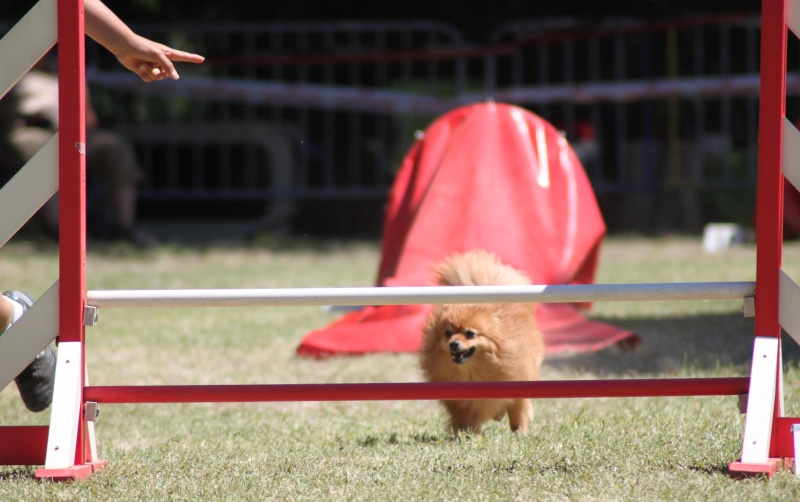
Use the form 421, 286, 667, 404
419, 249, 545, 435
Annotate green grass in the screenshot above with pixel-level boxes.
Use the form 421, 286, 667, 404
3, 235, 800, 500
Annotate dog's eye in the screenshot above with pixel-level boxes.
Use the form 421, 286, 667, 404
464, 329, 477, 339
444, 328, 453, 338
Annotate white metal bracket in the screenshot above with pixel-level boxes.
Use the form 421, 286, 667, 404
743, 297, 756, 318
83, 305, 99, 327
84, 401, 99, 422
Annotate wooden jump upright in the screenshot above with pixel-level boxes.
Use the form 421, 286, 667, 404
0, 0, 103, 480
728, 0, 800, 477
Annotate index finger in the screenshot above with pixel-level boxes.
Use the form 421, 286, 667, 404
164, 48, 205, 65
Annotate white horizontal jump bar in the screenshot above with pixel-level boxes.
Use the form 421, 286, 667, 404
86, 281, 755, 309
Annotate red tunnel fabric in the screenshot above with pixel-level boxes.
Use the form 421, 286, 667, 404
297, 102, 639, 358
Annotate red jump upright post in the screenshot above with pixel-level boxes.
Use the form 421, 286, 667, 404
35, 0, 105, 480
728, 0, 800, 478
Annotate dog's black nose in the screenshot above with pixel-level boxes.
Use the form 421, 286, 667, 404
449, 340, 461, 351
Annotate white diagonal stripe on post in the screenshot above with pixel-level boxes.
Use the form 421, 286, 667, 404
782, 117, 800, 191
0, 0, 57, 100
0, 134, 59, 248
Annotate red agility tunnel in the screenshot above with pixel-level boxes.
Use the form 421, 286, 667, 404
297, 102, 639, 357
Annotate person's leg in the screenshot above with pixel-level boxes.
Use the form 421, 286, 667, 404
0, 290, 22, 330
1, 291, 56, 412
86, 129, 155, 245
113, 184, 137, 230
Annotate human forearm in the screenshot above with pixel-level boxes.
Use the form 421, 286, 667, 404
82, 0, 204, 82
83, 0, 137, 57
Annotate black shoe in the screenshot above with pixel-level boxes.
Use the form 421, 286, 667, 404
3, 291, 56, 412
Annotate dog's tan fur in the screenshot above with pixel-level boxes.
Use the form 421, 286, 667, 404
419, 249, 545, 435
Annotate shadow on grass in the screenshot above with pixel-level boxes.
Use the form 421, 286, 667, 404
546, 313, 800, 377
355, 432, 454, 448
0, 467, 36, 480
687, 464, 733, 476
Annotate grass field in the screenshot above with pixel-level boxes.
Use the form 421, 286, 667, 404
2, 235, 800, 500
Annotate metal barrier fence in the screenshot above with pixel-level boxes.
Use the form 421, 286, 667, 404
17, 13, 800, 231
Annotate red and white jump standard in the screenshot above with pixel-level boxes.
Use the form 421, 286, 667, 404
1, 0, 799, 481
